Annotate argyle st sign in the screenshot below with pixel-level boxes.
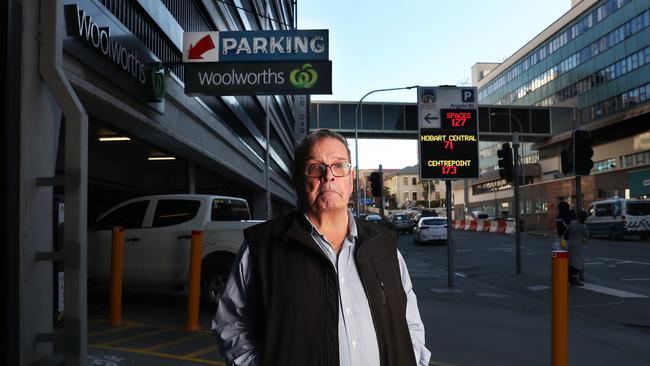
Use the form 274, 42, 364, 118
182, 30, 331, 96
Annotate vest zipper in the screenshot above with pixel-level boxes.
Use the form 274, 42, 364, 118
375, 271, 387, 305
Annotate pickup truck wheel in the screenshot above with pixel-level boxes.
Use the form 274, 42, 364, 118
202, 265, 231, 311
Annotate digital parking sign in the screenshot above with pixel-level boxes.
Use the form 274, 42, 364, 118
418, 87, 479, 180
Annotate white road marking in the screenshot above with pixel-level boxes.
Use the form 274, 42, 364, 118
527, 285, 550, 291
621, 278, 650, 281
454, 272, 467, 278
598, 257, 650, 266
579, 283, 647, 298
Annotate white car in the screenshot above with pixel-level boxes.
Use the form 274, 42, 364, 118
88, 194, 263, 309
413, 217, 448, 245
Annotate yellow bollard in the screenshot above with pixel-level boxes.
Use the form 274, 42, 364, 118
186, 230, 203, 330
109, 227, 125, 326
552, 250, 568, 366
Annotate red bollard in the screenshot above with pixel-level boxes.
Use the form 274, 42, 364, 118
552, 250, 568, 366
186, 230, 203, 330
109, 227, 125, 326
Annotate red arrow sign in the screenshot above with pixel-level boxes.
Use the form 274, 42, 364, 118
188, 35, 216, 60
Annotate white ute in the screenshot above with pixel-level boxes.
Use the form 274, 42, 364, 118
88, 194, 263, 309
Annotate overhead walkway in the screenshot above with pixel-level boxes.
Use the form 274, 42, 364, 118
310, 101, 574, 141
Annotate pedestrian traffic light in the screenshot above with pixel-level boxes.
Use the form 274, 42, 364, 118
370, 172, 383, 197
573, 130, 594, 176
497, 143, 513, 182
560, 149, 572, 175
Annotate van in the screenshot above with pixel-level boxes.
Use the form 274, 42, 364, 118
585, 198, 650, 240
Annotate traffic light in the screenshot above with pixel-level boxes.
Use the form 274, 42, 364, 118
573, 130, 594, 175
497, 143, 513, 182
370, 172, 383, 197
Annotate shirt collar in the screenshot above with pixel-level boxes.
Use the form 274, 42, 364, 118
303, 210, 358, 243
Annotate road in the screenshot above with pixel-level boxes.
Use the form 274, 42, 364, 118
86, 230, 650, 365
402, 230, 650, 366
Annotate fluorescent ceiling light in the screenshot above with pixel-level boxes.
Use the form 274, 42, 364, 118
147, 156, 176, 161
98, 136, 131, 142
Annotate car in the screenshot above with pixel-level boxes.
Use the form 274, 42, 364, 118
390, 214, 414, 234
87, 194, 263, 309
365, 214, 382, 222
413, 217, 448, 245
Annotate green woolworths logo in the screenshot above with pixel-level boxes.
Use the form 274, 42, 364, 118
290, 63, 318, 89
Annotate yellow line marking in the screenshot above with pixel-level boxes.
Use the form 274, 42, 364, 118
139, 333, 206, 352
183, 344, 219, 358
88, 324, 139, 337
90, 344, 225, 366
96, 328, 172, 347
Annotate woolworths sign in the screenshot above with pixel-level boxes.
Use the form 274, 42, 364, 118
183, 30, 332, 96
184, 61, 331, 96
63, 1, 165, 104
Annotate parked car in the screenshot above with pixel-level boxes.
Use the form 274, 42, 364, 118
585, 198, 650, 240
391, 214, 414, 234
88, 194, 263, 309
413, 217, 448, 245
365, 214, 382, 222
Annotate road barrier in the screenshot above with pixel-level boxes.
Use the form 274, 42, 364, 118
459, 220, 466, 230
552, 250, 569, 366
481, 220, 491, 232
505, 221, 516, 234
496, 220, 507, 234
109, 227, 124, 326
468, 220, 477, 231
186, 230, 203, 331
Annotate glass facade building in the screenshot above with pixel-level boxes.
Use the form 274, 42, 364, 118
459, 0, 650, 228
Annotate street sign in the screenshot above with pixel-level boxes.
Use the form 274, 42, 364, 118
418, 86, 479, 180
184, 61, 332, 95
182, 30, 329, 63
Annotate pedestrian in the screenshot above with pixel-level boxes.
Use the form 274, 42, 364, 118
567, 210, 589, 286
555, 201, 571, 240
212, 129, 431, 366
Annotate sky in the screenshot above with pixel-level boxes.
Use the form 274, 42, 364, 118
298, 0, 571, 169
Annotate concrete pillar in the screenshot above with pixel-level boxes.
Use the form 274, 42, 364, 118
18, 0, 60, 362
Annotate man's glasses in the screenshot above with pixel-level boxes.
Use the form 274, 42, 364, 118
305, 162, 353, 178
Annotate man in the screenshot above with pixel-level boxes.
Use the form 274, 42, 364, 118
213, 129, 431, 366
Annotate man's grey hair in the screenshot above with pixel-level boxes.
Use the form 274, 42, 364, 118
293, 129, 351, 179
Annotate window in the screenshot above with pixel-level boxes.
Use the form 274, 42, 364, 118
403, 193, 409, 202
96, 200, 150, 230
412, 192, 417, 201
152, 200, 201, 227
620, 150, 650, 168
403, 177, 409, 186
627, 202, 650, 215
212, 198, 251, 221
412, 177, 417, 185
595, 203, 614, 217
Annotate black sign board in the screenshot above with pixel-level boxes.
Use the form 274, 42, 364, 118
184, 61, 332, 96
420, 108, 479, 179
63, 1, 164, 108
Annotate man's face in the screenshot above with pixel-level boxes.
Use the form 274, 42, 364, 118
301, 137, 355, 214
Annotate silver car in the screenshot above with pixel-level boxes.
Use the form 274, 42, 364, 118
391, 214, 414, 234
413, 217, 448, 244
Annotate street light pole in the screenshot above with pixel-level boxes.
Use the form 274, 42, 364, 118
354, 85, 418, 215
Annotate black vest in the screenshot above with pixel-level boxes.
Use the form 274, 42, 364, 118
244, 211, 417, 366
